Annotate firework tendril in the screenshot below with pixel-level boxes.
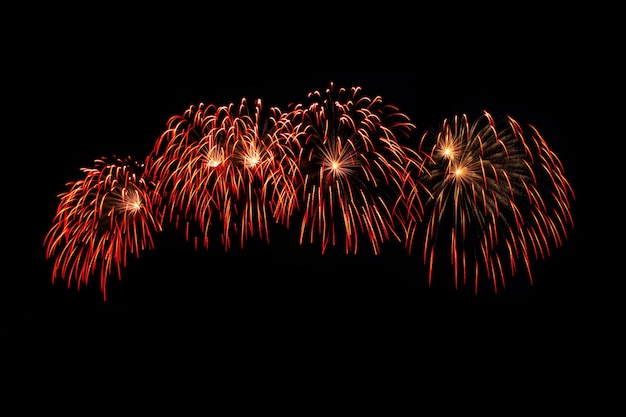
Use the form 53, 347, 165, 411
144, 98, 301, 251
284, 82, 426, 255
43, 156, 163, 300
410, 111, 575, 294
43, 84, 575, 299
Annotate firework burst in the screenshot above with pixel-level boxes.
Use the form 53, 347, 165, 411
43, 155, 163, 300
144, 98, 301, 251
284, 82, 425, 255
410, 110, 575, 294
43, 82, 577, 301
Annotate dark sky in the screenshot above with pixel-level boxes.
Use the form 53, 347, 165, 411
4, 13, 613, 397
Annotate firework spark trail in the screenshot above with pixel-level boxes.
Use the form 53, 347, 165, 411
43, 156, 163, 300
284, 82, 426, 255
411, 110, 575, 294
43, 83, 576, 301
144, 98, 302, 251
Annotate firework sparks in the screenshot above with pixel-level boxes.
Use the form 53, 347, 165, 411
43, 156, 163, 300
284, 82, 425, 255
144, 98, 301, 251
43, 83, 576, 301
410, 110, 575, 294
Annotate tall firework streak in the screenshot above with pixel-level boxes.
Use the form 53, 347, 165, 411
285, 82, 426, 255
144, 98, 301, 251
43, 156, 163, 300
409, 111, 575, 294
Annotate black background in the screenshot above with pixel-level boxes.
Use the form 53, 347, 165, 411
2, 6, 617, 410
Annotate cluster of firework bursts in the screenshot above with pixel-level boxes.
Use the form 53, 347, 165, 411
44, 82, 575, 300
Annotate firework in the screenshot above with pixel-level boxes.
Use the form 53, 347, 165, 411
144, 98, 301, 251
43, 155, 163, 300
284, 82, 425, 255
44, 83, 576, 301
409, 110, 575, 294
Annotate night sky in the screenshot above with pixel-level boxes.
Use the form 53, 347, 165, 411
3, 12, 613, 405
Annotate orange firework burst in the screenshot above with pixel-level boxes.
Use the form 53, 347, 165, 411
43, 156, 163, 300
43, 82, 577, 302
144, 98, 301, 251
410, 110, 575, 294
284, 82, 425, 255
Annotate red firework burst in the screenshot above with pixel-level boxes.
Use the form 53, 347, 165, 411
284, 82, 425, 255
144, 98, 301, 251
411, 110, 576, 294
43, 156, 163, 299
